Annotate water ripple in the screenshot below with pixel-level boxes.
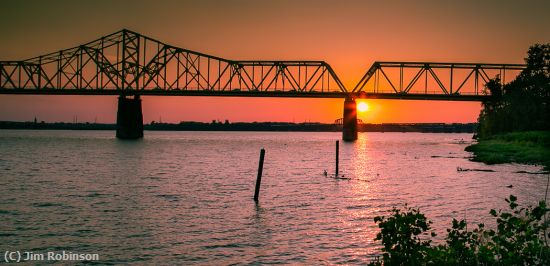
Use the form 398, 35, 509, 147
0, 130, 546, 264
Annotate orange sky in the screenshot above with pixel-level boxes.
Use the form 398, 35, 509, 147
1, 0, 549, 123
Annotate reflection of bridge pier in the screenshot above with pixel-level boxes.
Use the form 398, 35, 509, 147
342, 97, 358, 141
116, 95, 143, 139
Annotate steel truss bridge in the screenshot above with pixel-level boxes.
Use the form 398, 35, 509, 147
0, 29, 526, 101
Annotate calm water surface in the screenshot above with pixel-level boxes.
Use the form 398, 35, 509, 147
0, 130, 547, 264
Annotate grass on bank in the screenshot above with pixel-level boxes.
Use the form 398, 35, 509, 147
465, 131, 550, 170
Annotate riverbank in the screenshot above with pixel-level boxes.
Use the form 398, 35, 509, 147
465, 131, 550, 170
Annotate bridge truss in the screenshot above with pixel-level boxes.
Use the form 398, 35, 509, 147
0, 29, 346, 97
0, 29, 528, 101
352, 62, 526, 101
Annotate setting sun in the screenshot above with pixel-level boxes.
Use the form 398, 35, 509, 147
357, 101, 369, 112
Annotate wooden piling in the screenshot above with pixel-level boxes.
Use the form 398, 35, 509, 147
254, 148, 265, 202
335, 140, 339, 177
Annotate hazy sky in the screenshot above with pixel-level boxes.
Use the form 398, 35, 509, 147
1, 0, 549, 123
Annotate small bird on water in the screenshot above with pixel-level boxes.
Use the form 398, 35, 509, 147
323, 170, 328, 177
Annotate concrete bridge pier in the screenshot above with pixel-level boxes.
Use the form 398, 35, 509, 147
116, 95, 144, 139
342, 97, 358, 141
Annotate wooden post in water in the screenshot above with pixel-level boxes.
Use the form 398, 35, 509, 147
254, 148, 265, 202
335, 140, 339, 177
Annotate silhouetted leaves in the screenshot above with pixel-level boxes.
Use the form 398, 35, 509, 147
370, 195, 550, 265
371, 205, 434, 265
478, 43, 550, 137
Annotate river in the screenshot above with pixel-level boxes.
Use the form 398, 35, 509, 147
0, 130, 546, 264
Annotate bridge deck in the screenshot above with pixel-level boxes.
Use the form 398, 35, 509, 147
0, 88, 488, 101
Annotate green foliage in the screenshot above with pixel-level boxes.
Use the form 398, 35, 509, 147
370, 195, 550, 265
477, 43, 550, 138
486, 195, 549, 265
371, 206, 435, 265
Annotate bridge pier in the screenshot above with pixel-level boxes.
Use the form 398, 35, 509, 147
342, 97, 358, 141
116, 95, 143, 139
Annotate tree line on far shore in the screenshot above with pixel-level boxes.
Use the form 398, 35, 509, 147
478, 43, 550, 137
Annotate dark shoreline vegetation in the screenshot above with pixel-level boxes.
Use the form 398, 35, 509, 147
464, 43, 550, 170
369, 195, 550, 265
465, 43, 550, 169
0, 120, 476, 133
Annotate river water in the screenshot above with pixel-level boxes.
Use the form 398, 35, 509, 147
0, 130, 547, 264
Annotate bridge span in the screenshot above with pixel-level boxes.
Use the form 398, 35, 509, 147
0, 29, 526, 140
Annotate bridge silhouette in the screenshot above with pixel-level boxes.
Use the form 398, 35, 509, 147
0, 29, 526, 140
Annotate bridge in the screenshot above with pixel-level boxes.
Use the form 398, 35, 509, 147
0, 29, 526, 140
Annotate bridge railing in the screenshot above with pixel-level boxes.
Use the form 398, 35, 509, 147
0, 29, 346, 94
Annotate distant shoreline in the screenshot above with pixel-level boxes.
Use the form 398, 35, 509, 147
0, 121, 476, 133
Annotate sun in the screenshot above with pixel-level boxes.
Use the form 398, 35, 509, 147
357, 101, 369, 112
